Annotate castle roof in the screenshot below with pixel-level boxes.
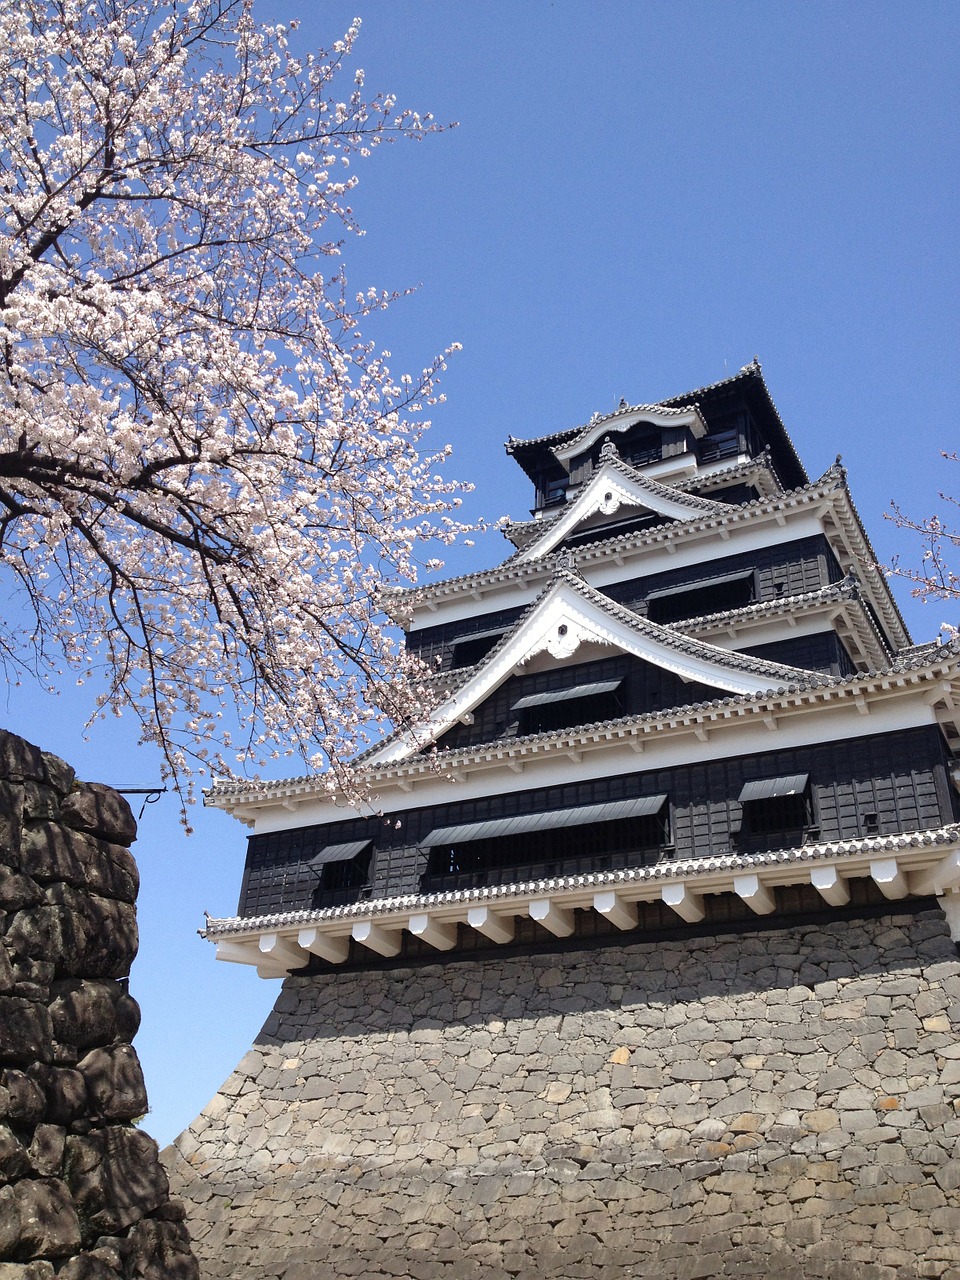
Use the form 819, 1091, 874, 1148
505, 362, 807, 491
366, 567, 829, 767
388, 462, 911, 652
501, 450, 787, 551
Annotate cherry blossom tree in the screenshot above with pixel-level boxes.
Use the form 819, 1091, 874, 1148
889, 454, 960, 633
0, 0, 470, 810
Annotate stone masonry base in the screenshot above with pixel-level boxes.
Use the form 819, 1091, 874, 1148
166, 908, 960, 1280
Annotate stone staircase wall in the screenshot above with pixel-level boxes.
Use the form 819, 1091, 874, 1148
0, 729, 199, 1280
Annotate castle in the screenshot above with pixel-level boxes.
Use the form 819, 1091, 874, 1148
168, 364, 960, 1279
203, 361, 960, 965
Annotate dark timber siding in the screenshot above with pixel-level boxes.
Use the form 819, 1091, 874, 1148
404, 604, 527, 673
433, 655, 720, 753
741, 632, 858, 677
603, 535, 844, 616
239, 724, 957, 920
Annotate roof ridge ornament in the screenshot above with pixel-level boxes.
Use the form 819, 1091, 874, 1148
820, 455, 848, 486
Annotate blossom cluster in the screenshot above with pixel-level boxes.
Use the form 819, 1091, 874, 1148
0, 0, 469, 814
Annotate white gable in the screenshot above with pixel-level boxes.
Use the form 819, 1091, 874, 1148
367, 575, 813, 766
551, 405, 707, 467
515, 458, 726, 565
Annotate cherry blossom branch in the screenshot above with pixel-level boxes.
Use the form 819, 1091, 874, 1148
0, 0, 469, 821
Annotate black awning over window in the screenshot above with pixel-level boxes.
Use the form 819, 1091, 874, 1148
424, 794, 667, 846
452, 625, 509, 646
308, 839, 372, 868
738, 774, 809, 803
511, 679, 622, 711
647, 569, 755, 603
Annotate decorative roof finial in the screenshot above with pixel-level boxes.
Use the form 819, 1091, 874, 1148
600, 439, 618, 460
618, 397, 629, 411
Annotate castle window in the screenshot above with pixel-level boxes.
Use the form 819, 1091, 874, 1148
538, 473, 569, 509
422, 794, 668, 891
450, 626, 507, 669
622, 431, 662, 468
737, 775, 812, 850
699, 427, 741, 463
310, 840, 373, 908
511, 679, 623, 735
646, 570, 757, 624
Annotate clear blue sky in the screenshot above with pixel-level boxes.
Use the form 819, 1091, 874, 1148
2, 3, 956, 1148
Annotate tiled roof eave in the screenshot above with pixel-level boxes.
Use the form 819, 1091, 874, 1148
823, 470, 912, 649
549, 404, 709, 465
366, 568, 828, 769
503, 364, 769, 455
387, 468, 911, 656
505, 401, 698, 456
204, 647, 960, 811
509, 456, 736, 566
686, 450, 785, 497
203, 821, 960, 938
386, 471, 845, 613
502, 453, 785, 548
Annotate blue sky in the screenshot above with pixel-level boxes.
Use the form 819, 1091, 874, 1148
2, 3, 957, 1148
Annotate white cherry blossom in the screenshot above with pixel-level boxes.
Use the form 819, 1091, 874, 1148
0, 0, 468, 816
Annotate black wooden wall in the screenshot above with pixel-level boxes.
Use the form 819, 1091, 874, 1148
239, 724, 956, 920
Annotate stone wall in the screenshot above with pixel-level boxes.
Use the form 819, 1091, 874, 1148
168, 907, 960, 1280
0, 729, 199, 1280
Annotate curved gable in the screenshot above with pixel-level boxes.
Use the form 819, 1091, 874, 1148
515, 453, 727, 565
552, 404, 708, 467
367, 572, 821, 766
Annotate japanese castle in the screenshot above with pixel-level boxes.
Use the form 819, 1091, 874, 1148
205, 363, 960, 972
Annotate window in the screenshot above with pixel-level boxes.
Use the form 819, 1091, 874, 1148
560, 510, 667, 551
310, 840, 373, 908
512, 679, 623, 736
736, 775, 813, 851
540, 473, 569, 508
450, 627, 506, 669
646, 570, 757, 624
421, 795, 669, 891
699, 427, 741, 463
622, 431, 662, 468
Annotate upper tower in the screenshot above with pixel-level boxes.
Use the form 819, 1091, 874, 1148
203, 365, 960, 975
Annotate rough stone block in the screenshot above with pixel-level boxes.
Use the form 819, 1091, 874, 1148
1, 1070, 46, 1124
26, 1126, 66, 1179
75, 1046, 147, 1123
49, 980, 141, 1052
0, 1264, 56, 1280
0, 733, 45, 785
7, 889, 137, 979
59, 786, 136, 848
0, 998, 53, 1066
0, 867, 42, 912
20, 825, 139, 904
54, 1256, 121, 1280
64, 1128, 170, 1235
7, 1178, 83, 1259
0, 1123, 30, 1180
32, 1066, 88, 1126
